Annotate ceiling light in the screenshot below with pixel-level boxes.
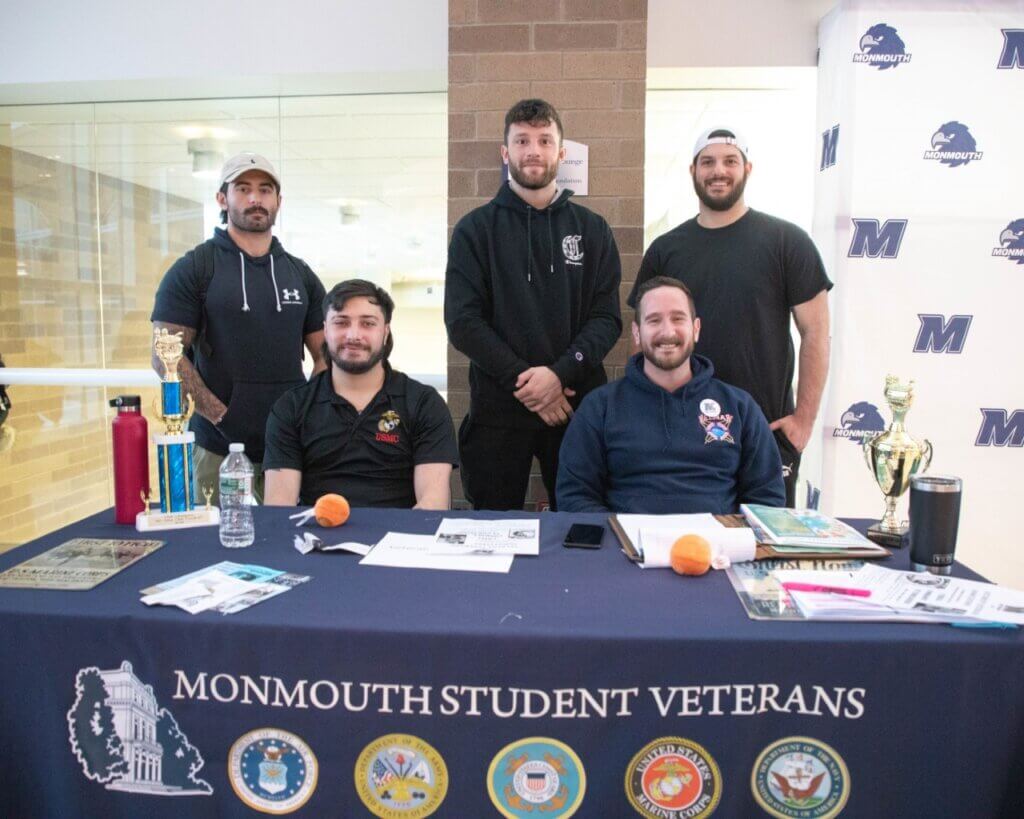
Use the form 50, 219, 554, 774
187, 137, 225, 180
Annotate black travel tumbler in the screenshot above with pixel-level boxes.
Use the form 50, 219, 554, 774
908, 475, 962, 574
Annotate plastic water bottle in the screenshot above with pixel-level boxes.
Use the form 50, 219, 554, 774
219, 443, 255, 548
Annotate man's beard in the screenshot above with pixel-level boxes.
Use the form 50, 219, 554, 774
228, 204, 277, 233
329, 343, 385, 375
641, 336, 694, 372
508, 158, 558, 190
692, 171, 747, 212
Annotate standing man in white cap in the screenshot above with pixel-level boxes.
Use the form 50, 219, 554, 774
151, 152, 326, 502
627, 128, 832, 506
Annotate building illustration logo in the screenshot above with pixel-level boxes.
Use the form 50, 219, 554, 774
66, 660, 212, 795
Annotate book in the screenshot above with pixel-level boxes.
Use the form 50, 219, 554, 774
740, 505, 887, 553
0, 538, 163, 590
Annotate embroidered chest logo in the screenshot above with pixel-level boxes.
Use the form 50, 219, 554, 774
699, 412, 735, 445
376, 410, 402, 444
561, 234, 584, 265
281, 288, 302, 305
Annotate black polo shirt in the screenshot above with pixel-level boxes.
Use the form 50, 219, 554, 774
263, 367, 458, 508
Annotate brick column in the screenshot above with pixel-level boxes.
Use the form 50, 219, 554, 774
447, 0, 647, 508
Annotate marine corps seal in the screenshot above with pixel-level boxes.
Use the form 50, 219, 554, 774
625, 737, 722, 818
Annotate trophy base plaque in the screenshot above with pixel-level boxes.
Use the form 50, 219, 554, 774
136, 507, 220, 532
866, 522, 908, 548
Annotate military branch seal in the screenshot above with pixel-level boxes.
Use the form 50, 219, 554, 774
354, 733, 448, 818
228, 727, 317, 814
625, 737, 722, 818
487, 736, 586, 819
751, 736, 850, 819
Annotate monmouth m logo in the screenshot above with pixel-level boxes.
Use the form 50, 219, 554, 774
854, 23, 911, 69
820, 125, 839, 170
998, 29, 1024, 69
924, 122, 982, 167
993, 219, 1024, 264
976, 409, 1024, 447
914, 314, 972, 354
848, 219, 907, 258
833, 402, 886, 444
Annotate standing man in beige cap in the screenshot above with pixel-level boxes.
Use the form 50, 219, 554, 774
150, 153, 326, 502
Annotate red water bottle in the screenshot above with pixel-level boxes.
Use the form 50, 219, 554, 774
110, 395, 149, 524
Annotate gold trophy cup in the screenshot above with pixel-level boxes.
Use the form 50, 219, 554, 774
863, 375, 932, 546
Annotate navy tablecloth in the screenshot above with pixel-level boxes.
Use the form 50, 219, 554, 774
1, 507, 1022, 818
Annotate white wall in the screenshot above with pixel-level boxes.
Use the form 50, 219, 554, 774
648, 0, 835, 68
0, 0, 447, 103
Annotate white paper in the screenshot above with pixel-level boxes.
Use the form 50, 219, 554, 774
141, 570, 260, 614
361, 532, 514, 573
617, 513, 722, 554
637, 527, 756, 569
775, 564, 1024, 624
431, 518, 539, 556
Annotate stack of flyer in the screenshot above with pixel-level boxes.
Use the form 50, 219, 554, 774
140, 562, 309, 615
740, 504, 889, 558
772, 563, 1024, 625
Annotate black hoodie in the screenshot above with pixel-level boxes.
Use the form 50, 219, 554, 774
445, 183, 622, 428
151, 228, 325, 461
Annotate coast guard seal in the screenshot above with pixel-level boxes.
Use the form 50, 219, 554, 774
487, 737, 586, 818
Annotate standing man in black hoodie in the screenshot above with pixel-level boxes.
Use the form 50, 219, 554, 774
445, 99, 622, 511
151, 153, 326, 503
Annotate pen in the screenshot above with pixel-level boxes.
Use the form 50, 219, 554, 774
781, 582, 872, 598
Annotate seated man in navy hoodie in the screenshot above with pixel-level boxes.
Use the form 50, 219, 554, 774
557, 276, 785, 513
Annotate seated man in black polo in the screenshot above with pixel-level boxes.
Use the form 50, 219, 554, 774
264, 279, 458, 509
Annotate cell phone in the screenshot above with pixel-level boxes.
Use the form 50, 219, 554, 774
563, 523, 605, 549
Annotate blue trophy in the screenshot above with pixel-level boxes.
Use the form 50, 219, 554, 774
136, 329, 220, 531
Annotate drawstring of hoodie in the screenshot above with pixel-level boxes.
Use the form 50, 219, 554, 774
270, 255, 281, 312
547, 210, 554, 273
660, 391, 671, 452
239, 252, 250, 312
526, 207, 533, 282
238, 251, 282, 312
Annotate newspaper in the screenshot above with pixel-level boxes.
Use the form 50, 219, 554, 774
0, 538, 163, 590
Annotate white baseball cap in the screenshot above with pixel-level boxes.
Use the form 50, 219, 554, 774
692, 127, 750, 161
219, 152, 281, 189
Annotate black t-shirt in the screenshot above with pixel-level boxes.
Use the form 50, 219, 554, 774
627, 209, 832, 423
263, 368, 459, 508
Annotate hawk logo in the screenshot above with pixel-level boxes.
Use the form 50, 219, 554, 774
993, 219, 1024, 264
281, 288, 301, 303
848, 219, 907, 258
820, 124, 839, 170
924, 121, 982, 167
913, 314, 972, 354
998, 29, 1024, 69
854, 23, 911, 69
976, 409, 1024, 447
561, 234, 584, 265
833, 402, 886, 444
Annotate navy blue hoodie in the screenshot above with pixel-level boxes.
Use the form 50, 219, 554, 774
151, 228, 325, 461
445, 182, 622, 428
557, 353, 785, 513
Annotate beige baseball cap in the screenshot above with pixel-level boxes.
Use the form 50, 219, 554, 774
692, 127, 750, 161
219, 152, 281, 188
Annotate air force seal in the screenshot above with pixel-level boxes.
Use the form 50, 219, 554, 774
228, 728, 317, 814
751, 736, 850, 819
487, 737, 586, 819
625, 737, 722, 818
354, 733, 448, 818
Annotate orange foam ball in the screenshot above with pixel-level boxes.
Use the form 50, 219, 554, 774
670, 534, 712, 576
314, 494, 350, 527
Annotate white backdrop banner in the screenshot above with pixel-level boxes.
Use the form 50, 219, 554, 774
814, 0, 1024, 584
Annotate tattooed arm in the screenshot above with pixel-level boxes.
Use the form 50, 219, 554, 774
151, 321, 227, 424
